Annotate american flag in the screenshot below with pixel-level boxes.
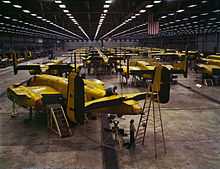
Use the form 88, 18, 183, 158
148, 14, 160, 35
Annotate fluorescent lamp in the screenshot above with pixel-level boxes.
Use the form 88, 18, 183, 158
104, 4, 110, 8
146, 4, 154, 8
188, 4, 197, 8
4, 16, 10, 19
31, 13, 37, 16
103, 9, 108, 13
190, 16, 198, 19
161, 16, 167, 19
2, 0, 11, 3
63, 10, 69, 13
168, 13, 174, 16
213, 9, 220, 13
139, 9, 146, 13
13, 4, 22, 8
55, 0, 62, 3
153, 0, 161, 4
22, 10, 31, 13
105, 0, 112, 3
59, 4, 66, 8
176, 9, 184, 13
37, 16, 42, 19
201, 13, 208, 16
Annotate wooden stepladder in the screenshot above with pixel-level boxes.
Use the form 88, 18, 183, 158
135, 64, 167, 159
48, 104, 72, 137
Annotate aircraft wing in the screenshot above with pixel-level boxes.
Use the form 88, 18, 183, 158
15, 64, 42, 74
196, 64, 220, 75
85, 92, 147, 115
7, 85, 62, 108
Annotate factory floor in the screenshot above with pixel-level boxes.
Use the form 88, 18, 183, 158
1, 57, 220, 169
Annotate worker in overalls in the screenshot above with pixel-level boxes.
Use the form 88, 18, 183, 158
129, 119, 136, 149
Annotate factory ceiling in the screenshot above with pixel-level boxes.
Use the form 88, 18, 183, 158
0, 0, 219, 41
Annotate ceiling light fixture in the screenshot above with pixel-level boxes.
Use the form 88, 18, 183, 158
22, 9, 31, 13
13, 4, 22, 8
188, 4, 197, 8
105, 0, 112, 3
59, 4, 66, 8
4, 16, 10, 19
153, 0, 161, 4
139, 9, 146, 13
213, 9, 220, 13
176, 9, 184, 13
2, 0, 11, 3
190, 16, 198, 19
55, 0, 62, 3
104, 4, 110, 8
146, 4, 154, 8
63, 10, 69, 13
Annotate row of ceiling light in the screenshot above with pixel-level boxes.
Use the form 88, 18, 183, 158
160, 0, 208, 20
0, 24, 62, 38
113, 28, 147, 39
111, 0, 220, 39
99, 0, 162, 40
112, 23, 147, 38
1, 0, 83, 39
0, 13, 78, 39
94, 0, 113, 40
54, 0, 90, 40
0, 22, 72, 39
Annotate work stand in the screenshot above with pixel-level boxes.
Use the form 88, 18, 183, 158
135, 92, 167, 159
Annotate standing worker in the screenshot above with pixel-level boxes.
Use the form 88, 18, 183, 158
129, 119, 136, 149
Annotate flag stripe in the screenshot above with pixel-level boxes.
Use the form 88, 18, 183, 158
148, 14, 159, 35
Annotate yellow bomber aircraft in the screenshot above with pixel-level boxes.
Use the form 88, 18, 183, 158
119, 53, 187, 84
12, 54, 82, 76
7, 61, 171, 125
196, 55, 220, 77
150, 52, 188, 77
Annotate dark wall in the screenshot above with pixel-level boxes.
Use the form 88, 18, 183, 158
139, 32, 220, 53
0, 34, 64, 53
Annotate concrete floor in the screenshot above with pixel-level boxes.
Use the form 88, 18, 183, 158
1, 57, 220, 169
